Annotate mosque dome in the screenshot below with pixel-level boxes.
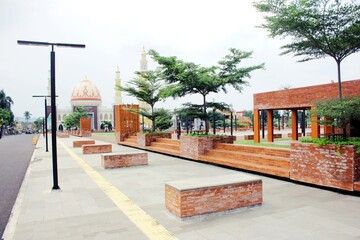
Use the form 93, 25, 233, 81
70, 78, 102, 106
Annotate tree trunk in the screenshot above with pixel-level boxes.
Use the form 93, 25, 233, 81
336, 59, 346, 138
203, 94, 209, 134
336, 60, 342, 100
151, 105, 156, 132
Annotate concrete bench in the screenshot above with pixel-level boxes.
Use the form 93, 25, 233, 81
82, 144, 112, 154
101, 152, 148, 169
73, 140, 95, 148
165, 174, 262, 218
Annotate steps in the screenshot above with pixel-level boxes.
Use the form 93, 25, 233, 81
119, 137, 290, 178
147, 138, 180, 156
199, 143, 290, 178
120, 135, 138, 147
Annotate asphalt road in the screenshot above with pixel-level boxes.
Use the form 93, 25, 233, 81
0, 134, 35, 238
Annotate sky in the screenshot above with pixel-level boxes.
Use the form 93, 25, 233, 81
1, 0, 359, 119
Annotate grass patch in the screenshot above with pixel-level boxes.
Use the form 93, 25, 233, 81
92, 132, 115, 136
234, 141, 291, 149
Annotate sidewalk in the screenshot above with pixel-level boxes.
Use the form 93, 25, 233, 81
2, 135, 360, 239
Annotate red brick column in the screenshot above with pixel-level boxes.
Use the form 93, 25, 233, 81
324, 117, 334, 135
254, 109, 260, 143
267, 110, 274, 142
311, 106, 320, 139
80, 118, 92, 137
291, 109, 298, 140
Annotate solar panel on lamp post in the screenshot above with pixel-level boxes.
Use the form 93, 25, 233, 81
19, 40, 85, 190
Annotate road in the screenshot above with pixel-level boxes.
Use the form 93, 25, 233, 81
0, 134, 35, 238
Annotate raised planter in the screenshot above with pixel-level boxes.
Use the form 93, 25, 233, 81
290, 142, 360, 191
180, 135, 236, 160
137, 132, 172, 147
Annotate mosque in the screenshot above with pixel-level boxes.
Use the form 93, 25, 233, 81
51, 48, 149, 131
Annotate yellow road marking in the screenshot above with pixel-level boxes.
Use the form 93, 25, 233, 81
59, 141, 178, 240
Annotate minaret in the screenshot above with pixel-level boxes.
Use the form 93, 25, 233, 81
114, 66, 122, 105
139, 47, 149, 111
140, 47, 148, 72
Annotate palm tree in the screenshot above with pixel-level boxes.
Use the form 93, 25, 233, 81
24, 111, 31, 127
0, 89, 14, 110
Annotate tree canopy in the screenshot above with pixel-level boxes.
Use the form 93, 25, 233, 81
254, 0, 360, 99
0, 108, 12, 125
149, 48, 264, 134
312, 96, 360, 131
118, 70, 169, 132
64, 106, 89, 129
24, 111, 31, 125
0, 89, 14, 125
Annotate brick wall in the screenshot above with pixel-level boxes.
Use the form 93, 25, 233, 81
101, 153, 148, 169
254, 79, 360, 110
290, 142, 359, 191
180, 136, 214, 160
137, 133, 171, 147
73, 140, 95, 148
165, 180, 262, 218
179, 135, 236, 160
83, 144, 112, 154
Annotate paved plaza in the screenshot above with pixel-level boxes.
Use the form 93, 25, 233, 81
2, 135, 360, 240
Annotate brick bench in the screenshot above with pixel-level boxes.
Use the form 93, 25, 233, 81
101, 152, 148, 169
244, 135, 254, 140
57, 133, 70, 138
287, 133, 302, 138
83, 144, 112, 154
273, 133, 282, 139
73, 140, 95, 148
165, 174, 262, 218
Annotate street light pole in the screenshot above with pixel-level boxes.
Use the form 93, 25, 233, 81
20, 40, 85, 190
33, 95, 55, 152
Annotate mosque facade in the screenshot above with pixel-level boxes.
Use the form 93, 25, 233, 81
53, 48, 148, 131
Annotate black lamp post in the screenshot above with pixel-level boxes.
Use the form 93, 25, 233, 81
32, 95, 53, 152
19, 40, 85, 190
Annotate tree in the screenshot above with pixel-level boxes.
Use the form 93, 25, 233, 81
24, 111, 31, 126
118, 70, 169, 132
254, 0, 360, 99
0, 89, 14, 125
155, 108, 172, 131
33, 118, 43, 132
100, 120, 112, 131
0, 89, 14, 110
312, 96, 360, 137
149, 48, 264, 134
64, 106, 89, 129
0, 108, 12, 125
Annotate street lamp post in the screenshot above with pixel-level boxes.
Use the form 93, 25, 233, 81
33, 95, 57, 152
19, 40, 85, 190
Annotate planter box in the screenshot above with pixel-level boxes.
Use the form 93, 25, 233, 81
137, 132, 172, 147
180, 135, 236, 160
290, 142, 360, 191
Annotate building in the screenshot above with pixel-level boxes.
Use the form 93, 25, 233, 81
54, 48, 151, 131
56, 76, 115, 131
